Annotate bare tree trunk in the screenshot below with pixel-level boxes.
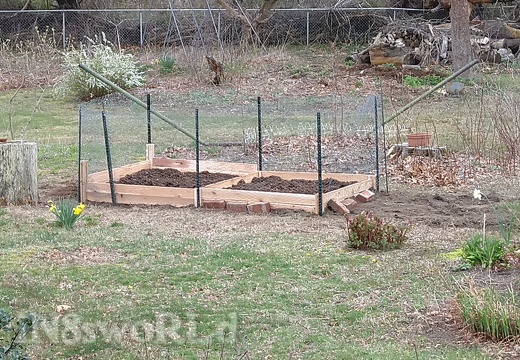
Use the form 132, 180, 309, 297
56, 0, 80, 9
450, 0, 474, 74
216, 0, 278, 43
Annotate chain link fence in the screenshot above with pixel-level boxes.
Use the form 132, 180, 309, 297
0, 7, 451, 49
2, 6, 517, 49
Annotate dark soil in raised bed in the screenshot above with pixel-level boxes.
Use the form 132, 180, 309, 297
117, 168, 236, 187
117, 169, 356, 194
227, 176, 356, 195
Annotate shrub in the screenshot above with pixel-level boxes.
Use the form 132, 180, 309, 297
346, 212, 409, 250
0, 309, 36, 359
461, 234, 506, 269
456, 285, 520, 341
54, 34, 145, 100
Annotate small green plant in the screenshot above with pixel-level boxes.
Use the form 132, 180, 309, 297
346, 212, 410, 251
48, 199, 86, 229
378, 63, 397, 70
284, 64, 310, 79
461, 234, 506, 269
403, 74, 444, 88
33, 217, 46, 225
54, 33, 145, 100
157, 56, 177, 75
82, 215, 100, 227
344, 59, 355, 67
110, 221, 124, 228
0, 309, 37, 359
456, 285, 520, 341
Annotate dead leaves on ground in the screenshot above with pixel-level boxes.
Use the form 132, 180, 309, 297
387, 154, 497, 187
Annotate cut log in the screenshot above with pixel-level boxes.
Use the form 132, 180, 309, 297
428, 0, 515, 11
0, 141, 38, 205
492, 38, 520, 53
473, 20, 520, 39
368, 44, 411, 66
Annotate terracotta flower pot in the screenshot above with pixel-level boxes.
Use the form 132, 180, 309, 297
407, 133, 432, 147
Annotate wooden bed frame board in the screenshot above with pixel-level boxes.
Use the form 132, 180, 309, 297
87, 161, 150, 183
81, 161, 375, 213
152, 157, 257, 175
82, 158, 255, 207
202, 171, 375, 214
87, 183, 195, 206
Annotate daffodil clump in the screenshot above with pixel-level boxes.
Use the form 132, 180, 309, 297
48, 199, 86, 229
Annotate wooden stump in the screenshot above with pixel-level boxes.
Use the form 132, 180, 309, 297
0, 142, 38, 205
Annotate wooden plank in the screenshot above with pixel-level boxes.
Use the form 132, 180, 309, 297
269, 203, 315, 212
153, 158, 191, 169
87, 183, 194, 206
87, 190, 193, 206
258, 171, 373, 182
152, 158, 257, 175
201, 188, 315, 207
146, 144, 155, 168
201, 161, 256, 174
204, 172, 260, 188
89, 182, 194, 198
80, 160, 88, 203
206, 172, 372, 189
88, 162, 149, 183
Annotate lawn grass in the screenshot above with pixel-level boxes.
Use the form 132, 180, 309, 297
0, 205, 489, 359
0, 88, 79, 181
2, 54, 518, 358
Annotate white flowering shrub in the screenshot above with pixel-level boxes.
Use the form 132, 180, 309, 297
54, 35, 145, 100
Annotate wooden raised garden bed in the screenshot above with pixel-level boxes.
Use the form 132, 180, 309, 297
80, 144, 256, 206
80, 144, 375, 213
202, 171, 375, 214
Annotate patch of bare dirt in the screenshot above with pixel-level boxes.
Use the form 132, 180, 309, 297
138, 48, 421, 100
353, 187, 504, 230
406, 306, 465, 349
39, 179, 78, 202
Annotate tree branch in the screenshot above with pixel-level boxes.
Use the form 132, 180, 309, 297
20, 0, 32, 10
256, 0, 278, 23
215, 0, 249, 23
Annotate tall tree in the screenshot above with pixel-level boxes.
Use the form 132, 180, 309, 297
450, 0, 474, 74
216, 0, 278, 43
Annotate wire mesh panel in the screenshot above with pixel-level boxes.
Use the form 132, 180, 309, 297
79, 92, 383, 182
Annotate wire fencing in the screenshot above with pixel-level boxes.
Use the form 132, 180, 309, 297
79, 92, 391, 190
0, 7, 448, 49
